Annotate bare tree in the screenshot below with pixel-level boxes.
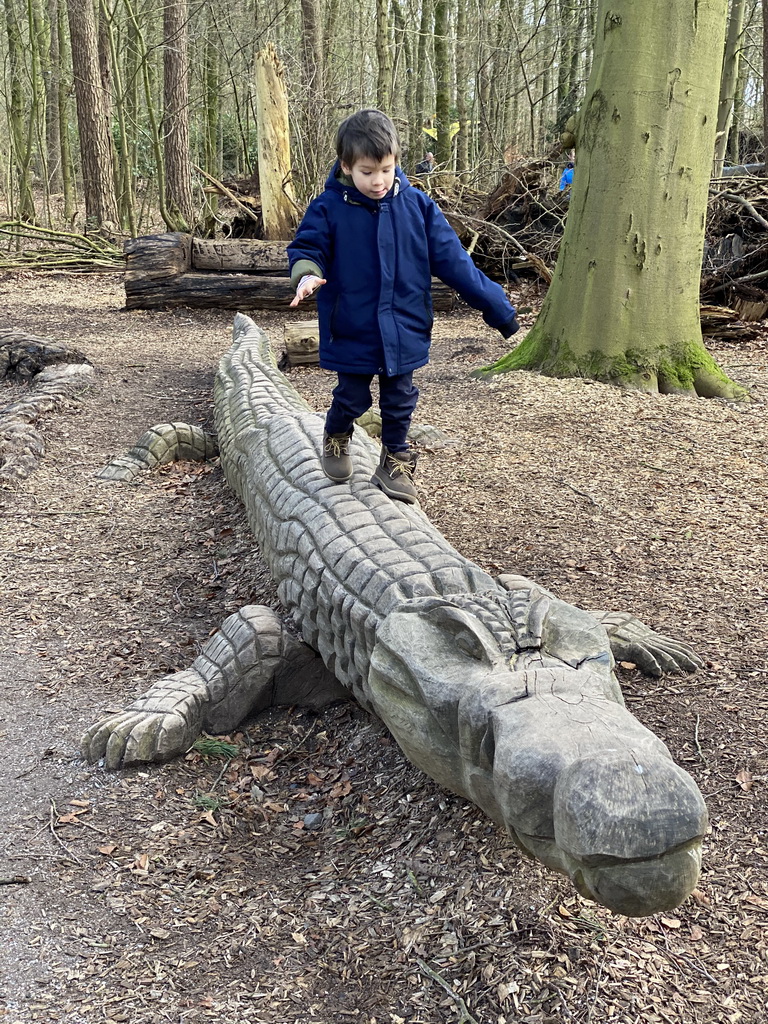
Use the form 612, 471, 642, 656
714, 0, 747, 176
66, 0, 119, 233
163, 0, 195, 230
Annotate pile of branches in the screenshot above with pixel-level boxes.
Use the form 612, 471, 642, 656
417, 160, 768, 337
0, 223, 123, 271
701, 174, 768, 320
415, 156, 565, 286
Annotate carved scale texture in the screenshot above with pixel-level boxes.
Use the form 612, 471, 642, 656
96, 422, 218, 483
214, 315, 513, 710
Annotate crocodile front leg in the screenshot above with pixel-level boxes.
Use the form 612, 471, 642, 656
588, 609, 702, 676
496, 573, 701, 676
82, 605, 345, 768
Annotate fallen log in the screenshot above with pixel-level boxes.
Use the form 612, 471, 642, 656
123, 232, 456, 312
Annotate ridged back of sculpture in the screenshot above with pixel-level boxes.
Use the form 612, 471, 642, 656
213, 314, 496, 706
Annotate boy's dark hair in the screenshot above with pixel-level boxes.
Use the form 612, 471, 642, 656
336, 109, 401, 167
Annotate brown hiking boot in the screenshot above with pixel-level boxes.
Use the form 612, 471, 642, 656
372, 446, 418, 504
322, 431, 354, 481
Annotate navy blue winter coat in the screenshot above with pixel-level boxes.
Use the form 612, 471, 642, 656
287, 163, 518, 377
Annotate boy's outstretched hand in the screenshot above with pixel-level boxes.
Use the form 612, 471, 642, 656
290, 274, 327, 307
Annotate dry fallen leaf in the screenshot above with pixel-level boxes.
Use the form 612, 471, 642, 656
735, 769, 754, 792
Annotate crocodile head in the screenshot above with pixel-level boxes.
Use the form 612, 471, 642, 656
366, 592, 707, 917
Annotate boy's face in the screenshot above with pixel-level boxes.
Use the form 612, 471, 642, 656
341, 153, 397, 200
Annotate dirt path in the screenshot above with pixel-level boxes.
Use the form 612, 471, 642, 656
0, 271, 766, 1024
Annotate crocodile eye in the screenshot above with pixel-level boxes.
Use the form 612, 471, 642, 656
455, 628, 489, 661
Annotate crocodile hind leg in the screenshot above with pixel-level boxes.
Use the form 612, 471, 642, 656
81, 605, 346, 769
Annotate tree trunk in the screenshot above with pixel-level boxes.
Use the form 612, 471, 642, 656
713, 0, 746, 177
478, 0, 745, 400
66, 0, 119, 234
433, 0, 451, 167
253, 44, 299, 241
5, 0, 36, 221
55, 0, 75, 224
45, 0, 62, 193
391, 0, 414, 160
455, 0, 469, 172
300, 0, 324, 96
162, 0, 194, 231
414, 1, 432, 150
375, 0, 391, 110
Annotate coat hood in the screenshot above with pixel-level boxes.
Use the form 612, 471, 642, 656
323, 160, 411, 206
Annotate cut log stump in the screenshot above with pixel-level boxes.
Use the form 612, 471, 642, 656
283, 321, 320, 366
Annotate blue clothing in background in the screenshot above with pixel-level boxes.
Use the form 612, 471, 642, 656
559, 164, 574, 192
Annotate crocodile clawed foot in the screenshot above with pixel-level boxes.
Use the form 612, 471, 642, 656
81, 670, 208, 769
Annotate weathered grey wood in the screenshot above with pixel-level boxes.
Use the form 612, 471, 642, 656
191, 238, 290, 272
124, 272, 299, 310
123, 232, 458, 311
0, 362, 94, 485
95, 423, 218, 483
84, 314, 707, 918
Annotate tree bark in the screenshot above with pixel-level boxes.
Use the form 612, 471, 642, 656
45, 0, 62, 193
713, 0, 746, 177
66, 0, 119, 234
253, 44, 298, 241
455, 0, 469, 172
300, 0, 324, 95
478, 0, 745, 400
123, 234, 457, 311
162, 0, 194, 231
4, 0, 36, 221
414, 0, 432, 151
375, 0, 391, 110
433, 0, 451, 167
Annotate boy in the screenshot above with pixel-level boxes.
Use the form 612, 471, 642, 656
287, 108, 519, 505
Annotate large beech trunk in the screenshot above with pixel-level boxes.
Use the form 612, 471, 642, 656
480, 0, 745, 400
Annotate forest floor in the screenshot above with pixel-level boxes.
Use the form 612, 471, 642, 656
0, 271, 766, 1024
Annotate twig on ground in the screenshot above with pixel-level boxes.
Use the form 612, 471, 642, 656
694, 715, 710, 766
48, 799, 83, 865
556, 476, 600, 507
415, 956, 483, 1024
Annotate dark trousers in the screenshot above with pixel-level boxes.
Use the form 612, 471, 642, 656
325, 371, 419, 453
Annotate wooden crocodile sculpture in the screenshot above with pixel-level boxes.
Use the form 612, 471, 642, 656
84, 312, 708, 917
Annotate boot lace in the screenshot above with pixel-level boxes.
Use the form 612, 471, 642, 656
325, 434, 350, 457
386, 453, 416, 478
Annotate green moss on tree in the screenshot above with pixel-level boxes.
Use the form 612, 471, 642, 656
475, 326, 748, 401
